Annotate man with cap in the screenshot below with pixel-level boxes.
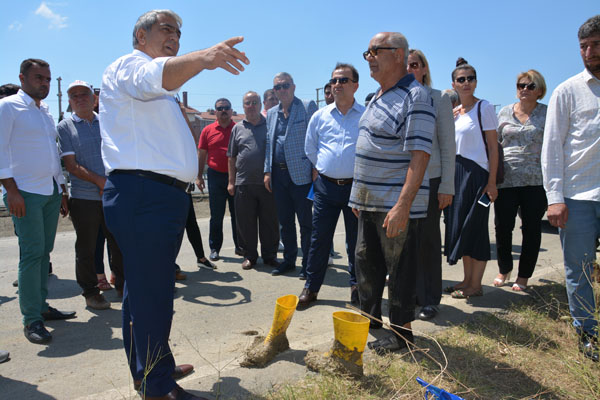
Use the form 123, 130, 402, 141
57, 80, 125, 310
0, 58, 74, 345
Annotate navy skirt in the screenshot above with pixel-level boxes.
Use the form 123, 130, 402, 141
444, 155, 490, 265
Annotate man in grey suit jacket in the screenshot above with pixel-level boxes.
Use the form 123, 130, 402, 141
264, 72, 317, 277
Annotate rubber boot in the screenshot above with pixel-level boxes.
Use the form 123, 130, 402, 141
305, 311, 370, 377
241, 294, 299, 367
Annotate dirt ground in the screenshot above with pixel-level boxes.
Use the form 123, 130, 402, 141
0, 193, 211, 238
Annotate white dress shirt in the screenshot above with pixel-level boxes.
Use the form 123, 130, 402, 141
304, 101, 365, 179
0, 89, 65, 195
99, 49, 198, 183
542, 68, 600, 205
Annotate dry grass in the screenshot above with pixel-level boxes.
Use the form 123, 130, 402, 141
263, 282, 599, 400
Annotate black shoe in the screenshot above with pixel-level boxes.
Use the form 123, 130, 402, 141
298, 272, 307, 280
271, 262, 294, 276
42, 306, 76, 321
418, 305, 438, 321
350, 285, 359, 306
197, 258, 217, 270
580, 333, 599, 362
209, 250, 220, 261
12, 279, 18, 287
24, 321, 52, 344
369, 320, 383, 329
368, 332, 413, 355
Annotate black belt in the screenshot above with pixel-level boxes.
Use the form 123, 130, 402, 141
110, 169, 190, 192
320, 174, 353, 185
275, 162, 287, 170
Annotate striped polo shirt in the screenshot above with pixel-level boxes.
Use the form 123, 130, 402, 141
349, 73, 435, 218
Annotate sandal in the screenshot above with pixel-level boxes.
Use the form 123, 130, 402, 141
512, 283, 527, 291
97, 277, 113, 291
444, 285, 464, 293
451, 289, 483, 299
493, 272, 511, 287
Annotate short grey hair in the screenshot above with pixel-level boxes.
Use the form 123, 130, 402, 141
133, 9, 182, 47
244, 91, 260, 100
273, 72, 294, 84
386, 32, 409, 65
578, 15, 600, 40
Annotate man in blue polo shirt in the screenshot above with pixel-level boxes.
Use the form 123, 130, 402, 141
349, 32, 435, 354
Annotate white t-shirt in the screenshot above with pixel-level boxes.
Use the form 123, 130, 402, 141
454, 99, 498, 171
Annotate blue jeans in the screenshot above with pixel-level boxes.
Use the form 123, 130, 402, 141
207, 168, 238, 252
271, 166, 312, 270
305, 175, 357, 292
103, 173, 189, 397
560, 198, 599, 336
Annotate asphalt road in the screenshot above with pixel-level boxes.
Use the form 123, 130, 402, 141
0, 210, 566, 399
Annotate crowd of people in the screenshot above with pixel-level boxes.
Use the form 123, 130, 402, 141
0, 8, 598, 399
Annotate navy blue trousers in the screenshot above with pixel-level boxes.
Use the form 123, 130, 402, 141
207, 168, 238, 252
103, 173, 189, 397
305, 175, 357, 292
271, 166, 312, 271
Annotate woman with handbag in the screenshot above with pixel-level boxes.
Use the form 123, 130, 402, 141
493, 70, 548, 291
444, 58, 499, 299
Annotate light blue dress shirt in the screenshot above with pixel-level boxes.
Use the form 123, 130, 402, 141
304, 101, 365, 179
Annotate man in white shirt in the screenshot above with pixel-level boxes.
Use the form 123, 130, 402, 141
542, 14, 600, 362
100, 9, 248, 399
0, 59, 73, 346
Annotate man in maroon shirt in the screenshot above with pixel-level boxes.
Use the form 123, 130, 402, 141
197, 98, 240, 260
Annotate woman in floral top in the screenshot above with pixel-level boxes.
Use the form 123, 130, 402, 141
493, 70, 548, 291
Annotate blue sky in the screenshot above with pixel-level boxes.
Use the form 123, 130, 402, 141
1, 1, 598, 122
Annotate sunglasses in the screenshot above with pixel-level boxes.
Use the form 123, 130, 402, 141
408, 62, 421, 69
215, 106, 231, 111
362, 47, 398, 60
329, 77, 356, 85
243, 100, 260, 106
455, 75, 476, 84
273, 83, 292, 91
517, 82, 536, 91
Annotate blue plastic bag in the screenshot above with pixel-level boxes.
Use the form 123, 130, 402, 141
416, 377, 464, 400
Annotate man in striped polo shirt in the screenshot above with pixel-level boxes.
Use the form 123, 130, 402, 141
349, 32, 435, 354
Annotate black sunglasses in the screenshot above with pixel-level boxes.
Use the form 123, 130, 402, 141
517, 82, 536, 91
273, 83, 292, 91
362, 47, 398, 60
408, 62, 421, 69
215, 106, 231, 111
329, 77, 356, 85
455, 75, 476, 84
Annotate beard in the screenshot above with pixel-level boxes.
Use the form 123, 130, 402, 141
584, 59, 600, 76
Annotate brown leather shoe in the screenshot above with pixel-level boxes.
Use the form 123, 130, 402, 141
142, 384, 208, 399
175, 271, 187, 281
241, 259, 255, 270
298, 288, 317, 308
134, 364, 195, 391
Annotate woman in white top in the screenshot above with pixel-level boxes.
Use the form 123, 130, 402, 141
444, 58, 499, 299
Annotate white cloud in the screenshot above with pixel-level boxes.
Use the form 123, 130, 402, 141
35, 2, 68, 30
8, 21, 23, 31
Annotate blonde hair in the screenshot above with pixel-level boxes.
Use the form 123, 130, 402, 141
516, 69, 546, 100
408, 49, 431, 87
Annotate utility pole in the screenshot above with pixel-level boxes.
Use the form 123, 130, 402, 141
315, 87, 323, 108
57, 77, 64, 122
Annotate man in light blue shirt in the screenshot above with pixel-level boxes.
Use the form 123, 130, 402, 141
298, 63, 365, 308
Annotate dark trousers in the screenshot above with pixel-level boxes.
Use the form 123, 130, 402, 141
355, 211, 418, 332
234, 184, 279, 263
94, 228, 113, 275
184, 193, 206, 260
207, 168, 238, 252
305, 175, 357, 292
70, 198, 124, 296
271, 166, 313, 270
103, 173, 189, 397
494, 185, 547, 278
402, 177, 443, 307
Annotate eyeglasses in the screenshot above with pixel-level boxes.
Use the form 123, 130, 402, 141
362, 47, 398, 60
273, 83, 292, 91
215, 106, 231, 111
243, 100, 259, 106
517, 82, 536, 91
408, 62, 421, 70
455, 75, 476, 84
329, 77, 356, 85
